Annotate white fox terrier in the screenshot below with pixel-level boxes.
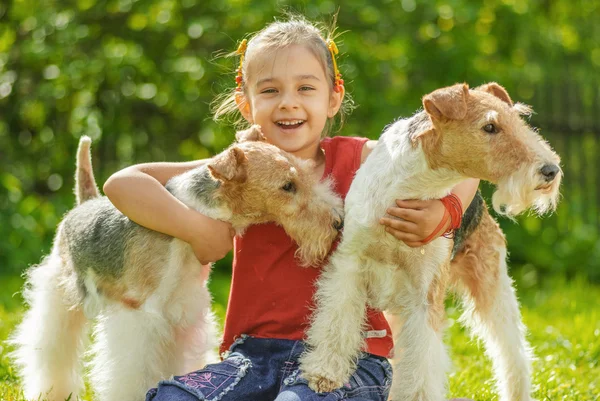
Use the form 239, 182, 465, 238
300, 83, 561, 401
10, 125, 343, 401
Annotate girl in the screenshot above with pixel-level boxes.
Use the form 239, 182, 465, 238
104, 15, 479, 401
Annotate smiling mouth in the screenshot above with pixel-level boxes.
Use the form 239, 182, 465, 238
276, 120, 305, 129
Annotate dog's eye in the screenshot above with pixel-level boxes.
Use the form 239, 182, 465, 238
482, 123, 498, 134
281, 182, 296, 193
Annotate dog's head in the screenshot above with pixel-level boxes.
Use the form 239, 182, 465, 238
415, 82, 561, 216
168, 125, 343, 267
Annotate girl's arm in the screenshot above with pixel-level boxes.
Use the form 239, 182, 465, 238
381, 179, 480, 247
361, 140, 480, 248
103, 160, 235, 264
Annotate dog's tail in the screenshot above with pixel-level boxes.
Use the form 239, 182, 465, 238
75, 136, 100, 205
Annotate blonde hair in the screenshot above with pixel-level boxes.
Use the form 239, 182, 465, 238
212, 15, 353, 135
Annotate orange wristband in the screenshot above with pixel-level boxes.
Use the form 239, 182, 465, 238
421, 207, 450, 244
440, 193, 463, 239
420, 194, 463, 245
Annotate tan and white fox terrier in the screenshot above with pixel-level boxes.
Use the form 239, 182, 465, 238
300, 83, 561, 401
10, 126, 344, 401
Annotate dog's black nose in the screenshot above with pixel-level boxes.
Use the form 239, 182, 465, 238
333, 218, 344, 231
540, 164, 559, 182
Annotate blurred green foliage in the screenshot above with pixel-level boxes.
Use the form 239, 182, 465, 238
1, 0, 599, 307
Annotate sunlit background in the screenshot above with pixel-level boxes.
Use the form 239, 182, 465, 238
1, 1, 598, 399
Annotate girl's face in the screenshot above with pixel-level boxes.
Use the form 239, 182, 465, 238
237, 44, 344, 160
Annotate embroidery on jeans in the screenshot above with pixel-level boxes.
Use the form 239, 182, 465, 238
179, 372, 221, 391
158, 356, 251, 401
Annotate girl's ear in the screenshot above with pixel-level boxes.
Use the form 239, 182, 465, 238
235, 92, 253, 123
327, 86, 345, 118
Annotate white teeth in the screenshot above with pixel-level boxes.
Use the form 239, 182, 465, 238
277, 120, 304, 126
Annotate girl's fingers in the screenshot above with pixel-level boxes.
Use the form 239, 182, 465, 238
384, 227, 422, 243
380, 218, 417, 232
385, 207, 422, 223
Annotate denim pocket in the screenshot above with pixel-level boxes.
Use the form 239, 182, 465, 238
159, 352, 252, 401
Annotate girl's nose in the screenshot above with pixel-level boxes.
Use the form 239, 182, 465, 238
278, 91, 299, 110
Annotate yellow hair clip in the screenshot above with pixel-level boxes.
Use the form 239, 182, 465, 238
326, 39, 344, 92
235, 39, 248, 92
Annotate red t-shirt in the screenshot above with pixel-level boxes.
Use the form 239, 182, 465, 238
220, 136, 394, 358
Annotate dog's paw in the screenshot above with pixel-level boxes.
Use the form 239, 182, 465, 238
299, 350, 352, 393
305, 373, 343, 393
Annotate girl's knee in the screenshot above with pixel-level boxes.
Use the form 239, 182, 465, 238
146, 352, 252, 401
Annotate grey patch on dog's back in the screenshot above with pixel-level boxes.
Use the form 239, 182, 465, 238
166, 166, 221, 209
62, 197, 170, 278
406, 110, 431, 136
451, 191, 485, 259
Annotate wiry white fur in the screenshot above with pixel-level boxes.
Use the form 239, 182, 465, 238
302, 95, 560, 401
301, 119, 463, 399
11, 133, 342, 401
10, 139, 220, 401
9, 249, 88, 401
83, 271, 105, 319
300, 250, 370, 384
88, 240, 217, 401
389, 284, 451, 401
10, 238, 218, 401
458, 246, 533, 401
493, 161, 561, 217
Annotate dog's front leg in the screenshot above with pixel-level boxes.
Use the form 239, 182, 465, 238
300, 249, 368, 393
90, 306, 178, 401
389, 281, 450, 401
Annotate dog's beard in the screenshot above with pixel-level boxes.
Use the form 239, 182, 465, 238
492, 163, 561, 218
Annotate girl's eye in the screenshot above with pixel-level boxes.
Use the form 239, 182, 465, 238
281, 182, 296, 193
261, 88, 277, 94
482, 123, 499, 134
299, 86, 315, 91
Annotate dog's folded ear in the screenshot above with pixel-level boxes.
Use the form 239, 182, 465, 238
208, 147, 248, 182
423, 83, 469, 121
475, 82, 513, 107
236, 125, 266, 143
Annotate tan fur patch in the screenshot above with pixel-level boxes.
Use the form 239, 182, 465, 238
423, 83, 469, 121
476, 82, 513, 106
427, 261, 450, 332
418, 87, 540, 183
449, 208, 505, 312
212, 141, 342, 267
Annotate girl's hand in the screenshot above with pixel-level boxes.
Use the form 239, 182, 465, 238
379, 199, 450, 248
186, 217, 235, 265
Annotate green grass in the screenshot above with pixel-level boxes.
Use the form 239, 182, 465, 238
1, 276, 598, 401
446, 277, 600, 400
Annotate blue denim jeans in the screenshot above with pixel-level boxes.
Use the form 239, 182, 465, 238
146, 335, 392, 401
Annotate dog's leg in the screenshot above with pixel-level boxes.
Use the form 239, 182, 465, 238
451, 214, 533, 401
300, 248, 369, 393
10, 252, 88, 401
170, 277, 221, 373
178, 306, 220, 372
89, 305, 178, 401
89, 245, 216, 401
388, 276, 450, 401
